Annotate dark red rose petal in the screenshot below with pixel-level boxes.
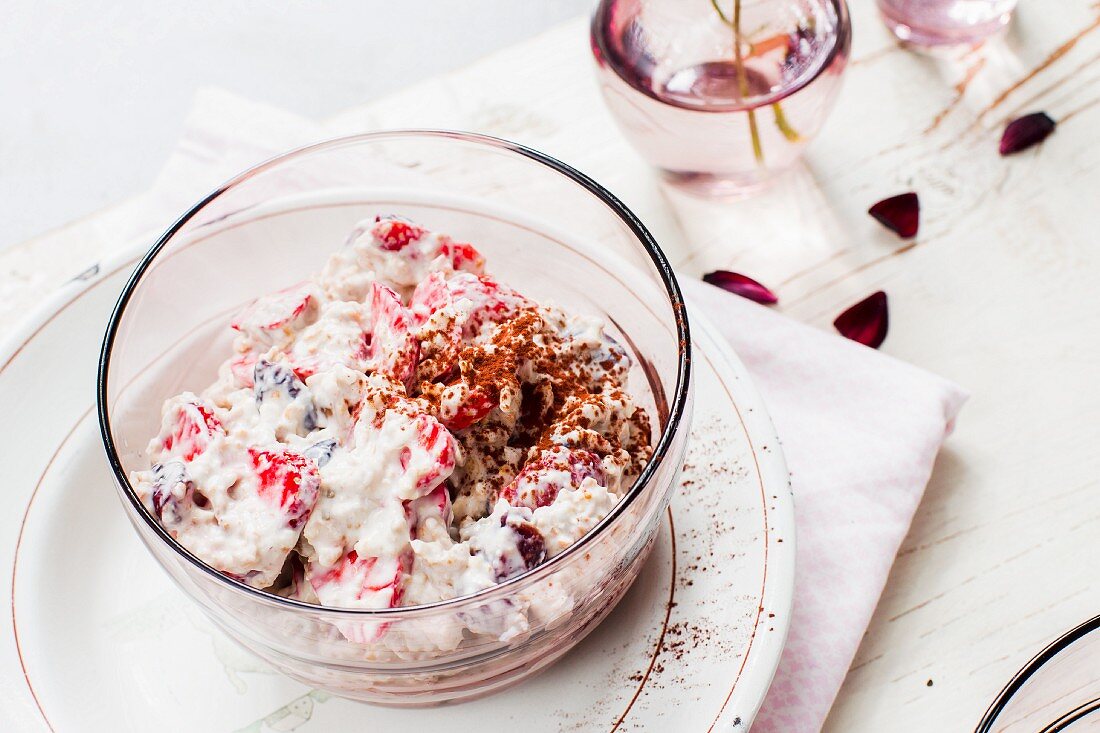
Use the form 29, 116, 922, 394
702, 270, 779, 305
834, 291, 889, 349
868, 193, 919, 239
999, 112, 1056, 156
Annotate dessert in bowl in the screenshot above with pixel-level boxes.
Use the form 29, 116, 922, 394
98, 131, 692, 704
132, 214, 654, 616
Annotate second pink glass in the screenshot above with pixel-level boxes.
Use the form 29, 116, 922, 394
877, 0, 1017, 47
592, 0, 851, 197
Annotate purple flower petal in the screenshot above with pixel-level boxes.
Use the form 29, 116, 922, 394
702, 270, 779, 305
868, 193, 920, 239
834, 291, 889, 349
999, 111, 1056, 156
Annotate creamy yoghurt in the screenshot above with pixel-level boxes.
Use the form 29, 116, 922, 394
131, 215, 652, 615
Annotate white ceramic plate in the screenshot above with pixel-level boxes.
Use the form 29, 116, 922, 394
0, 244, 794, 733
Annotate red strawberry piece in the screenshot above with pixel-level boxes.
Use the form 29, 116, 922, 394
409, 274, 464, 380
289, 361, 319, 382
324, 550, 411, 640
161, 400, 224, 461
398, 413, 457, 494
422, 484, 451, 520
231, 282, 315, 335
413, 273, 526, 335
372, 217, 425, 252
248, 447, 321, 529
229, 353, 257, 387
409, 271, 452, 326
368, 282, 420, 390
500, 448, 605, 509
312, 551, 409, 609
442, 386, 495, 431
406, 484, 453, 531
438, 236, 486, 273
449, 274, 527, 336
361, 553, 408, 602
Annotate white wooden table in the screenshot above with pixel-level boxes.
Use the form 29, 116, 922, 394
3, 2, 1099, 729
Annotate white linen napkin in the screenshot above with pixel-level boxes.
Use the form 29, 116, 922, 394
135, 88, 968, 732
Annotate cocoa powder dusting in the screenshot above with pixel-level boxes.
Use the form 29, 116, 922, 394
412, 305, 651, 509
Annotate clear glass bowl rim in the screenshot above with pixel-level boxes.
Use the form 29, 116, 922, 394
591, 0, 852, 113
975, 613, 1100, 732
95, 129, 693, 618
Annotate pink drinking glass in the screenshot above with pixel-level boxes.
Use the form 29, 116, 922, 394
592, 0, 851, 197
877, 0, 1017, 47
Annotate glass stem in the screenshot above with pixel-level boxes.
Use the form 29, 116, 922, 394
772, 102, 801, 141
731, 0, 764, 165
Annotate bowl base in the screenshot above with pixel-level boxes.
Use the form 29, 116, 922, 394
221, 534, 659, 707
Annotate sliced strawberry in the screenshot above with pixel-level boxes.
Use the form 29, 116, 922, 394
311, 550, 409, 608
500, 447, 604, 509
440, 384, 495, 431
448, 273, 528, 338
409, 271, 451, 326
161, 400, 224, 461
229, 352, 257, 387
368, 282, 419, 390
317, 550, 411, 641
410, 272, 528, 383
410, 274, 463, 381
372, 216, 425, 252
406, 484, 453, 531
289, 360, 319, 382
398, 413, 457, 494
286, 307, 372, 379
248, 447, 321, 529
438, 236, 485, 274
231, 282, 316, 337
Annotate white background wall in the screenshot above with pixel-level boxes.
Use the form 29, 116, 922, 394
0, 1, 592, 249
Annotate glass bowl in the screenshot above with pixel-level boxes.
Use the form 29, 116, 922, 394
96, 131, 693, 705
976, 614, 1100, 732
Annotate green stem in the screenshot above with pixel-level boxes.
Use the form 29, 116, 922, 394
772, 102, 801, 141
730, 0, 764, 165
709, 0, 732, 24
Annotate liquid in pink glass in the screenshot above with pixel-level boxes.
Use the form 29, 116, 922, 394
877, 0, 1016, 47
592, 0, 851, 197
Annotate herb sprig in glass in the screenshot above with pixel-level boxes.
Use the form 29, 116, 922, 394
709, 0, 803, 165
